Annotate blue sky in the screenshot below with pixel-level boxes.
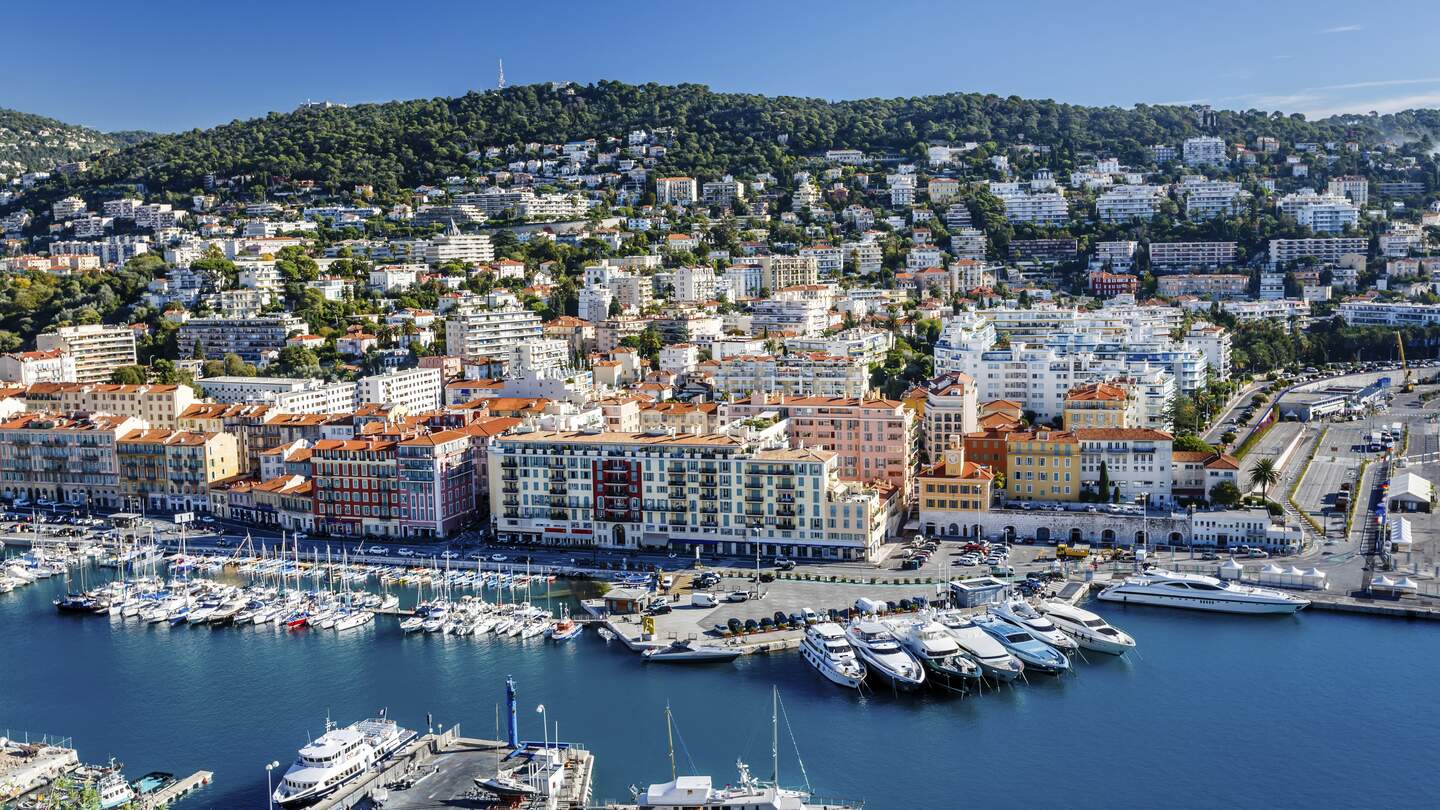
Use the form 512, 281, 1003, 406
6, 0, 1440, 132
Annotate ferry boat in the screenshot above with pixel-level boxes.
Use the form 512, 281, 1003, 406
97, 770, 135, 810
272, 716, 416, 807
1097, 569, 1310, 614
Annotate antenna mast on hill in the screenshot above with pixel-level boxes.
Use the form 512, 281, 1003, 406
498, 58, 506, 90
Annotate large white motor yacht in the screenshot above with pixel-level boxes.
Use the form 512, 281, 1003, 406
1039, 601, 1137, 655
272, 717, 415, 806
844, 621, 925, 689
1097, 569, 1309, 614
799, 623, 867, 689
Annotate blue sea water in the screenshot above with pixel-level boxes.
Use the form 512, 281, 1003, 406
1, 571, 1436, 809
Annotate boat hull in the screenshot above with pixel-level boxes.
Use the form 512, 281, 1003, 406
1097, 588, 1306, 614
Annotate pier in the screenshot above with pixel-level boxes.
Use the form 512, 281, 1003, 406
310, 726, 594, 810
140, 770, 212, 809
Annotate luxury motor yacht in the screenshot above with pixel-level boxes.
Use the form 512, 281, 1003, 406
895, 619, 978, 691
799, 623, 867, 689
933, 611, 1025, 681
971, 615, 1071, 675
1097, 569, 1310, 614
272, 716, 415, 807
643, 639, 742, 663
844, 622, 925, 690
988, 598, 1079, 654
1039, 601, 1137, 655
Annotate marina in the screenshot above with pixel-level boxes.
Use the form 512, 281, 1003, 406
2, 547, 1439, 807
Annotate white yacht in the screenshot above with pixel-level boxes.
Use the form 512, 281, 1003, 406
1039, 601, 1136, 655
933, 611, 1025, 682
632, 762, 859, 809
799, 623, 867, 689
844, 622, 925, 690
96, 770, 134, 810
895, 619, 979, 690
272, 717, 415, 807
988, 599, 1078, 654
1098, 569, 1310, 614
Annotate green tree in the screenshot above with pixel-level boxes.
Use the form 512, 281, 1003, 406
110, 365, 147, 384
1209, 480, 1243, 508
1173, 434, 1217, 454
1246, 456, 1281, 500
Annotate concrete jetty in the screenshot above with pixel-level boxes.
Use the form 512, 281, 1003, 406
311, 726, 594, 810
140, 770, 212, 809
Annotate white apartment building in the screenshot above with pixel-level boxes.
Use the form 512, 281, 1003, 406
355, 367, 443, 412
988, 179, 1069, 225
1149, 241, 1238, 269
35, 325, 138, 384
1074, 428, 1174, 507
200, 376, 358, 413
1183, 323, 1232, 382
758, 255, 819, 291
609, 274, 652, 311
783, 328, 895, 366
701, 176, 745, 206
1182, 180, 1248, 219
1182, 136, 1226, 167
950, 228, 987, 261
659, 344, 699, 376
511, 339, 570, 375
799, 245, 843, 277
489, 429, 890, 560
840, 240, 883, 273
673, 266, 717, 302
0, 349, 77, 385
713, 354, 869, 399
1295, 199, 1359, 234
1092, 241, 1138, 272
444, 306, 544, 360
655, 176, 698, 206
1338, 300, 1440, 328
1327, 175, 1369, 207
578, 285, 614, 323
425, 223, 494, 265
725, 265, 764, 299
1096, 185, 1165, 223
750, 298, 831, 337
1268, 237, 1368, 268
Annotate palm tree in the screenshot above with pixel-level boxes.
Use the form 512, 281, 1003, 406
1247, 456, 1281, 500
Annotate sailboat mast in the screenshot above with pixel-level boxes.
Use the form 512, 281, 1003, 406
771, 686, 779, 786
666, 703, 676, 782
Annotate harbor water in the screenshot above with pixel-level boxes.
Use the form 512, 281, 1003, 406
1, 569, 1437, 808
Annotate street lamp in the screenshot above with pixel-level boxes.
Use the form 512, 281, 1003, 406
265, 760, 280, 810
1140, 491, 1150, 571
536, 704, 548, 750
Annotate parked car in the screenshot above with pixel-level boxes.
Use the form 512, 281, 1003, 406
396, 548, 415, 557
725, 591, 750, 603
645, 602, 672, 616
368, 546, 388, 555
490, 554, 508, 562
773, 558, 797, 571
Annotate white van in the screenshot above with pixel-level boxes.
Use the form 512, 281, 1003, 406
690, 592, 718, 608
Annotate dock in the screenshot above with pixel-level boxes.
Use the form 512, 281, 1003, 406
311, 726, 594, 810
140, 770, 212, 809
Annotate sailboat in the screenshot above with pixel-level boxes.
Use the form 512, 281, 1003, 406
626, 689, 861, 809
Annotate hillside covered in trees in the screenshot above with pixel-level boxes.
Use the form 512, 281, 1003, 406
52, 81, 1387, 198
0, 108, 150, 176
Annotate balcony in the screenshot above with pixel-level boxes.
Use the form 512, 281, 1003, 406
501, 470, 518, 481
502, 496, 519, 506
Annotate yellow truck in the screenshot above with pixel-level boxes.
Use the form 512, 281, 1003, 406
1055, 543, 1092, 559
